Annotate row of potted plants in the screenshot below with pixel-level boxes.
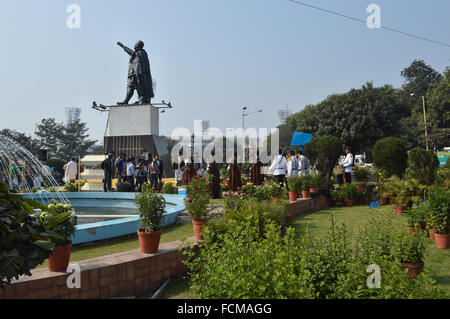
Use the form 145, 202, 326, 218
286, 173, 321, 200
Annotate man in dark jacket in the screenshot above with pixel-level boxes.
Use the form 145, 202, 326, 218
101, 153, 115, 192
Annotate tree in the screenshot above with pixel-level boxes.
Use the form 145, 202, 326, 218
281, 83, 409, 155
422, 67, 450, 130
373, 137, 408, 177
34, 118, 65, 159
405, 147, 440, 185
59, 120, 96, 159
0, 129, 40, 156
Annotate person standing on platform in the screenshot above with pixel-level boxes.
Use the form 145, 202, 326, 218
148, 156, 160, 190
340, 146, 354, 183
298, 151, 310, 176
64, 157, 78, 184
126, 157, 137, 192
101, 153, 114, 192
116, 153, 127, 181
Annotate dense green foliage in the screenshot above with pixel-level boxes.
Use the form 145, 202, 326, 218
427, 187, 450, 235
373, 137, 408, 177
161, 182, 178, 194
0, 183, 71, 287
405, 147, 440, 185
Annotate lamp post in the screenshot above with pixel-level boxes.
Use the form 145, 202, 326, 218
411, 94, 429, 151
242, 107, 263, 157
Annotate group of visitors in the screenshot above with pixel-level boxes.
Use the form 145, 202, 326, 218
269, 149, 311, 187
102, 152, 165, 192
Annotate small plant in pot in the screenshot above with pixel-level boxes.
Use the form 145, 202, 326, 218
354, 166, 371, 191
265, 180, 286, 201
40, 199, 76, 272
134, 191, 166, 254
287, 176, 301, 201
427, 187, 450, 249
308, 172, 320, 193
336, 183, 360, 207
391, 178, 425, 216
299, 174, 311, 198
393, 230, 426, 280
185, 175, 210, 239
405, 202, 429, 234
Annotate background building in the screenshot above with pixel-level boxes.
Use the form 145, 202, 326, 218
65, 107, 81, 125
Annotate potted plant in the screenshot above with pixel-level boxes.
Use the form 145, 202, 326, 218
41, 199, 76, 272
134, 191, 166, 253
287, 176, 301, 201
391, 178, 425, 216
330, 189, 343, 206
337, 183, 360, 207
264, 180, 285, 201
393, 230, 426, 280
300, 174, 311, 198
405, 203, 428, 234
185, 175, 210, 239
427, 187, 450, 249
354, 166, 371, 192
309, 172, 320, 193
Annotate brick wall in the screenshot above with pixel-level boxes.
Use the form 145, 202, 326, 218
288, 196, 329, 219
0, 239, 197, 299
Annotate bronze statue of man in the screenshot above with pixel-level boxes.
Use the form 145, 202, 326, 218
117, 40, 154, 105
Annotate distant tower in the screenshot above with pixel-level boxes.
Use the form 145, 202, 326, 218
65, 107, 81, 124
200, 120, 210, 134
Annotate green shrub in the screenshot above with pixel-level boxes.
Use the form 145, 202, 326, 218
393, 230, 426, 264
41, 199, 76, 247
305, 136, 343, 188
405, 147, 440, 185
287, 176, 302, 193
354, 167, 371, 182
185, 175, 210, 220
63, 180, 85, 192
405, 202, 428, 228
134, 192, 166, 233
0, 182, 71, 287
161, 182, 177, 194
427, 187, 450, 234
299, 174, 312, 191
373, 137, 408, 177
336, 183, 361, 201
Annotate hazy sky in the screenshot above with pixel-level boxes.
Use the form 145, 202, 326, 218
1, 0, 449, 143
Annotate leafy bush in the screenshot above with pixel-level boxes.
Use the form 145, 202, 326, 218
263, 180, 286, 197
435, 167, 450, 188
305, 136, 343, 188
299, 174, 312, 191
161, 182, 177, 194
405, 147, 440, 185
134, 192, 166, 232
393, 230, 426, 264
335, 183, 360, 201
0, 183, 70, 287
40, 199, 76, 247
354, 167, 371, 182
63, 180, 85, 192
308, 172, 321, 189
185, 175, 210, 220
405, 202, 429, 228
287, 176, 302, 193
389, 178, 426, 207
427, 187, 450, 234
373, 137, 408, 177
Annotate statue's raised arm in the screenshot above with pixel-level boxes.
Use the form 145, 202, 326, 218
117, 41, 134, 56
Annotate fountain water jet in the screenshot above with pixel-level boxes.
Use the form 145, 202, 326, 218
0, 133, 68, 205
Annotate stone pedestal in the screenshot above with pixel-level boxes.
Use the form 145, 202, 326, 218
103, 104, 174, 178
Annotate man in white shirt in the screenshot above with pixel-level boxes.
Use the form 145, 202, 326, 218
340, 147, 354, 183
269, 149, 287, 187
126, 157, 137, 192
297, 151, 310, 176
287, 151, 299, 177
64, 157, 78, 183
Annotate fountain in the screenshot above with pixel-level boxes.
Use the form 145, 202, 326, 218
0, 133, 68, 205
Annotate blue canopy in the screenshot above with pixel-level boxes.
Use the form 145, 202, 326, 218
290, 131, 313, 147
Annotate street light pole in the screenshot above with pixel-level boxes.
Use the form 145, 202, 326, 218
241, 107, 263, 159
422, 96, 429, 151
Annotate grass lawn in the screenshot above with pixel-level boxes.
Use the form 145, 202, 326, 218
36, 222, 194, 269
157, 203, 450, 298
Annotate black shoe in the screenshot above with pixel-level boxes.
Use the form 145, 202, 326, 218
117, 101, 128, 105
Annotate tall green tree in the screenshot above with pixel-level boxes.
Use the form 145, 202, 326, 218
59, 120, 97, 159
34, 118, 65, 159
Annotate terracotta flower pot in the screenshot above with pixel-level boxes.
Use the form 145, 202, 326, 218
272, 195, 281, 202
137, 229, 162, 254
301, 190, 310, 199
358, 183, 366, 192
434, 233, 450, 249
344, 199, 354, 207
192, 219, 207, 240
288, 192, 298, 201
429, 229, 435, 239
47, 242, 72, 272
309, 188, 319, 193
393, 204, 406, 215
402, 262, 424, 280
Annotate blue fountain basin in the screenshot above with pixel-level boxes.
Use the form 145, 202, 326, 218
22, 192, 185, 244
